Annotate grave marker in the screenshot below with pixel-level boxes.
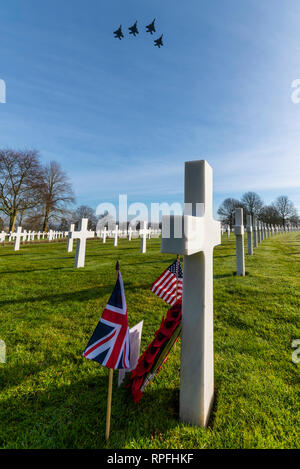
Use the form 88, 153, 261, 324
14, 227, 23, 251
234, 208, 245, 276
161, 160, 221, 427
67, 224, 75, 253
246, 215, 253, 255
71, 218, 95, 268
140, 221, 148, 254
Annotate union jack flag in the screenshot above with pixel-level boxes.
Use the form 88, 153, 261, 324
83, 271, 130, 369
151, 259, 183, 306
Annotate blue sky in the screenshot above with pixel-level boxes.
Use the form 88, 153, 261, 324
0, 0, 300, 217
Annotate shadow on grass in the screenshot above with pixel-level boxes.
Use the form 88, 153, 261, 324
0, 372, 180, 449
0, 266, 72, 275
214, 254, 235, 259
214, 274, 233, 279
0, 286, 113, 307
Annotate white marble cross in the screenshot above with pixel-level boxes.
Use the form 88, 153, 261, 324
67, 224, 75, 253
246, 214, 253, 256
128, 226, 132, 241
113, 225, 119, 247
253, 217, 258, 248
0, 231, 6, 243
14, 227, 23, 251
140, 221, 148, 253
234, 208, 245, 276
161, 160, 221, 427
102, 227, 107, 244
257, 221, 261, 243
71, 218, 95, 268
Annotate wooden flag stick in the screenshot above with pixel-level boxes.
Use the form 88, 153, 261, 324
105, 368, 114, 441
175, 254, 180, 301
105, 261, 120, 442
174, 255, 180, 352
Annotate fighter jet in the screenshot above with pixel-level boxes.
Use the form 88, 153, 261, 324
114, 25, 124, 40
129, 21, 139, 36
146, 19, 156, 35
154, 34, 163, 48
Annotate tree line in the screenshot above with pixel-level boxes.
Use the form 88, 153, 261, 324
1, 150, 299, 233
0, 149, 112, 233
218, 192, 299, 228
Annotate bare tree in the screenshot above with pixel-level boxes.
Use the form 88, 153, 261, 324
217, 198, 244, 228
274, 196, 298, 226
40, 161, 75, 232
73, 205, 98, 230
259, 205, 281, 225
0, 149, 43, 231
241, 192, 264, 217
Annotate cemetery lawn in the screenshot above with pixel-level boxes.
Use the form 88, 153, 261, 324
0, 234, 299, 449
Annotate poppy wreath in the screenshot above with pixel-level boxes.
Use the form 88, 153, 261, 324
128, 299, 182, 403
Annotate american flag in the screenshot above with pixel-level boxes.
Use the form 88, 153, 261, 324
83, 271, 130, 369
151, 259, 183, 306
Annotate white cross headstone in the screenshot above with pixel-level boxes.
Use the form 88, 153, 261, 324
71, 218, 95, 268
102, 227, 107, 244
246, 214, 253, 256
14, 227, 23, 251
161, 160, 221, 427
253, 216, 258, 248
67, 224, 75, 253
234, 208, 245, 276
113, 225, 118, 247
257, 221, 261, 243
0, 231, 6, 243
140, 221, 148, 254
227, 225, 230, 239
128, 226, 132, 241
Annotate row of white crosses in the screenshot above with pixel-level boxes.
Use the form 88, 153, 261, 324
234, 209, 294, 276
96, 226, 161, 244
0, 229, 67, 248
67, 220, 158, 268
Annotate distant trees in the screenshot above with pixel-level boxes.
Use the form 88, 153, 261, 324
40, 161, 75, 232
218, 191, 299, 227
0, 149, 75, 232
0, 149, 43, 231
274, 196, 298, 227
217, 198, 244, 228
73, 205, 98, 230
241, 192, 263, 218
259, 205, 281, 225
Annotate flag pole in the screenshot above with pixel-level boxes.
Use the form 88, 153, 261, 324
175, 254, 180, 301
174, 255, 180, 352
105, 260, 119, 442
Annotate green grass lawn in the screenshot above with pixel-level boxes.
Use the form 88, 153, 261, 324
0, 233, 299, 449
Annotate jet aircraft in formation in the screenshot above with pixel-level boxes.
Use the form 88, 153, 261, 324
154, 34, 163, 48
146, 19, 156, 35
113, 19, 163, 47
129, 21, 139, 36
113, 25, 124, 40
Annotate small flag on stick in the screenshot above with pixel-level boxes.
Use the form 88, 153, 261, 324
83, 261, 130, 441
151, 258, 183, 305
